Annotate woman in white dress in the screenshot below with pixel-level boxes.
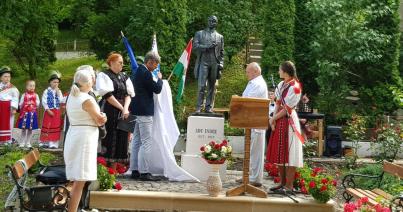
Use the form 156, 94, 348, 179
64, 68, 107, 212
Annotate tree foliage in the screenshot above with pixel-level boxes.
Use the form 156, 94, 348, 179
307, 0, 402, 123
0, 0, 60, 79
261, 0, 295, 75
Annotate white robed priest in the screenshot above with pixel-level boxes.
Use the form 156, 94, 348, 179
128, 35, 199, 182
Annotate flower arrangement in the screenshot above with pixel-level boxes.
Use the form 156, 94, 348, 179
292, 164, 337, 203
200, 139, 232, 164
97, 157, 126, 191
344, 197, 391, 212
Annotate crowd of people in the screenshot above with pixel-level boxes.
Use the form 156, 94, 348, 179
0, 50, 304, 211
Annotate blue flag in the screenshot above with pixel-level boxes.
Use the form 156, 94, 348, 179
122, 34, 138, 78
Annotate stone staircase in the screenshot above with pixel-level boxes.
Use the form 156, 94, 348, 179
246, 37, 263, 64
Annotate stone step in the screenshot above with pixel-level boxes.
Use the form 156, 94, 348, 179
248, 37, 262, 44
249, 43, 263, 50
90, 190, 336, 212
248, 55, 262, 63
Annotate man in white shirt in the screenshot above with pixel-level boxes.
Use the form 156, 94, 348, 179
239, 62, 268, 187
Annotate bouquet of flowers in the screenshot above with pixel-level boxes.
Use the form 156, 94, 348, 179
293, 164, 337, 203
97, 157, 125, 191
200, 139, 232, 164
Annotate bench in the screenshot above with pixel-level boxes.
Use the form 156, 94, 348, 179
6, 148, 70, 211
342, 161, 403, 207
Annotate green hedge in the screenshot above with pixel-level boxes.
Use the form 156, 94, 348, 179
261, 0, 295, 76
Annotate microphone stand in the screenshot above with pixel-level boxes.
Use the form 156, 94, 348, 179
267, 75, 299, 203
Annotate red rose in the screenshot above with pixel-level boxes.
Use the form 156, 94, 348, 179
116, 166, 127, 174
209, 141, 216, 146
214, 144, 221, 149
222, 140, 228, 146
97, 157, 107, 166
299, 179, 305, 186
321, 178, 328, 184
311, 172, 317, 177
200, 146, 205, 152
320, 185, 327, 192
309, 181, 316, 188
300, 186, 308, 194
360, 197, 369, 204
294, 172, 301, 179
274, 177, 281, 183
343, 203, 357, 212
114, 182, 122, 191
108, 168, 116, 175
332, 179, 337, 186
313, 167, 321, 173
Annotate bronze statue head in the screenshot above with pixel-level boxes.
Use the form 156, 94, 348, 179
208, 16, 218, 29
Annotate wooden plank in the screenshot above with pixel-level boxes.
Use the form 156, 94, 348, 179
372, 188, 393, 200
24, 151, 39, 169
358, 189, 378, 200
229, 96, 269, 129
318, 119, 324, 156
12, 161, 25, 179
346, 188, 378, 206
383, 161, 403, 178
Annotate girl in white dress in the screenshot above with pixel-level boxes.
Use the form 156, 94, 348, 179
64, 68, 107, 212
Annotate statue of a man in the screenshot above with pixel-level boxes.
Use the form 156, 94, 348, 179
193, 15, 224, 113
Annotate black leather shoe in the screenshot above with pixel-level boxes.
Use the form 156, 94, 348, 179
131, 170, 140, 179
205, 109, 213, 113
139, 173, 161, 181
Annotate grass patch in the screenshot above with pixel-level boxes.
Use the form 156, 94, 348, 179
12, 56, 102, 93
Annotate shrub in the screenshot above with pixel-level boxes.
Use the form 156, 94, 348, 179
371, 122, 402, 163
293, 164, 337, 203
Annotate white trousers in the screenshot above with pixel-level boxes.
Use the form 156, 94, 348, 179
249, 130, 265, 183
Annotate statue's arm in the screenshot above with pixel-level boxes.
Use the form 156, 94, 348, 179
193, 31, 208, 51
218, 35, 224, 68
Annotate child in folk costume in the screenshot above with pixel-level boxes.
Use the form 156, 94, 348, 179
40, 73, 65, 148
0, 66, 19, 144
16, 80, 40, 148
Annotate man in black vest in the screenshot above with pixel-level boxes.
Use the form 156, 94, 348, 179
130, 51, 163, 181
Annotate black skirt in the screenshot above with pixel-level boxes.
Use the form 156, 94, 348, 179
100, 101, 129, 163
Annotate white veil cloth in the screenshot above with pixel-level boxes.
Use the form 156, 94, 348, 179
148, 80, 199, 182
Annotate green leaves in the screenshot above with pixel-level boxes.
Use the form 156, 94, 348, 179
0, 0, 59, 79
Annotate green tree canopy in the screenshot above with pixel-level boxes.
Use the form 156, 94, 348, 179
0, 0, 60, 79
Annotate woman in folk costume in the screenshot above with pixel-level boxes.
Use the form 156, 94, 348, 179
265, 61, 304, 192
16, 80, 40, 148
96, 53, 134, 168
40, 72, 65, 148
0, 66, 19, 144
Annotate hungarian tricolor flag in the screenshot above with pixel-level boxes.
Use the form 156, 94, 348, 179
172, 38, 193, 103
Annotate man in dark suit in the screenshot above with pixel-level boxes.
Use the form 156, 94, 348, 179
130, 51, 163, 181
193, 15, 224, 113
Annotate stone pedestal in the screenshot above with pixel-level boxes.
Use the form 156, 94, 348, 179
181, 116, 226, 181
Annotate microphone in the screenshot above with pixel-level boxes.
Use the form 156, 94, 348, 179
270, 74, 276, 89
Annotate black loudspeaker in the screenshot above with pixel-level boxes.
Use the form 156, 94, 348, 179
324, 126, 342, 157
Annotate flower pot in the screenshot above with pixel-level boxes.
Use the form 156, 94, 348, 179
206, 164, 222, 197
205, 158, 226, 165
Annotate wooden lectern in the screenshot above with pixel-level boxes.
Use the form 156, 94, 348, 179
226, 95, 269, 198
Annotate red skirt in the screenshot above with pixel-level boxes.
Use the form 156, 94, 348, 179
40, 109, 62, 142
0, 101, 11, 142
265, 117, 289, 164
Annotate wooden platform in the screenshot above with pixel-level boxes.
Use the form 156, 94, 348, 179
90, 190, 336, 212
